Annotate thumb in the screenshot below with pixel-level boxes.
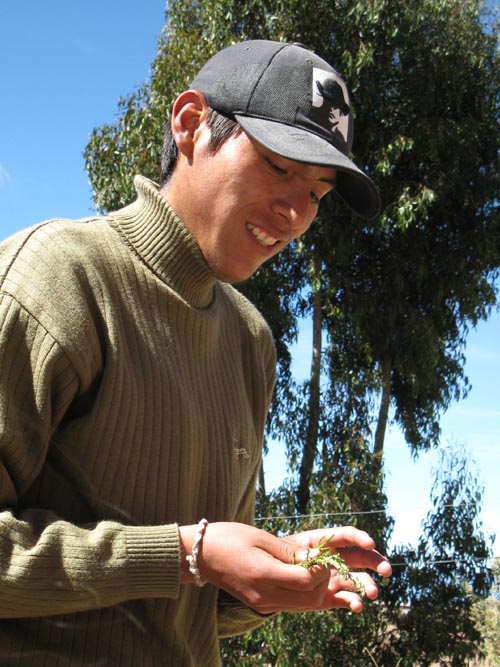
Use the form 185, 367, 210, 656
274, 537, 312, 566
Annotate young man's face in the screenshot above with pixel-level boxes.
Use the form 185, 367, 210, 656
167, 122, 336, 284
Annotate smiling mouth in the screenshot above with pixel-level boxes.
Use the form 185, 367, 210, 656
246, 223, 280, 248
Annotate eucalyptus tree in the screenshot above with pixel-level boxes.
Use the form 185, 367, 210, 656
318, 0, 500, 463
384, 445, 494, 667
472, 557, 500, 666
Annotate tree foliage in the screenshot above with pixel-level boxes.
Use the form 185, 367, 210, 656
320, 0, 500, 460
472, 557, 500, 666
384, 445, 494, 666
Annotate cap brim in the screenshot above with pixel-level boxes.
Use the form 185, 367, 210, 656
235, 115, 380, 220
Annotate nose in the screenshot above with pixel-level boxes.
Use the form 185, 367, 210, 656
271, 186, 313, 238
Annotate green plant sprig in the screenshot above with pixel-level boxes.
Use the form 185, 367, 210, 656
296, 535, 365, 595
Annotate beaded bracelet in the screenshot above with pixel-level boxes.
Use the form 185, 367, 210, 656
186, 518, 209, 587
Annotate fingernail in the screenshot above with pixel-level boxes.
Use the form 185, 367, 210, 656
298, 548, 320, 563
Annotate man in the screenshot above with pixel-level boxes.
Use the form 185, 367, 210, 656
0, 40, 390, 666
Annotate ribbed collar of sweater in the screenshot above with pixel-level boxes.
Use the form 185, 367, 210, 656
108, 175, 218, 309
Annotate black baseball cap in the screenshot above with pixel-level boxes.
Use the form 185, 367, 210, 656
191, 40, 380, 219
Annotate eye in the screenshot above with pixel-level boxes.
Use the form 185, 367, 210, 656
310, 191, 320, 205
265, 157, 287, 176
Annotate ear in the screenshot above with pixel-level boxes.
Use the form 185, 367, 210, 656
170, 90, 210, 158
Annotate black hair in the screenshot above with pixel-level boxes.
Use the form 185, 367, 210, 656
159, 108, 241, 186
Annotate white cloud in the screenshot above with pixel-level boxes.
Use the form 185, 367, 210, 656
0, 165, 12, 188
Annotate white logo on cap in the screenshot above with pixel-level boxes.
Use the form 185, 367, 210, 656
311, 67, 350, 144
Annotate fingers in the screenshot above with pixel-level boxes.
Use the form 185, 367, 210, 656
348, 571, 379, 600
337, 546, 393, 577
325, 589, 365, 613
278, 526, 391, 614
269, 570, 376, 615
290, 525, 375, 551
286, 526, 392, 577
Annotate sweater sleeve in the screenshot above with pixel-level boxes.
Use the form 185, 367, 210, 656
0, 292, 181, 618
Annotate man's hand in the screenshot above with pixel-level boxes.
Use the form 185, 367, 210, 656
179, 522, 391, 615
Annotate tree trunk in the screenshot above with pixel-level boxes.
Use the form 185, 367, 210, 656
297, 253, 322, 514
373, 358, 392, 478
258, 457, 266, 496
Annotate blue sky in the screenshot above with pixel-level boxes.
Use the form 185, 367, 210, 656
1, 1, 498, 558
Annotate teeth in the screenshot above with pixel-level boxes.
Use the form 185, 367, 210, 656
247, 223, 279, 247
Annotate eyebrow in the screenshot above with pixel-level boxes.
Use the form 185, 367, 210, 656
314, 174, 337, 191
320, 176, 337, 187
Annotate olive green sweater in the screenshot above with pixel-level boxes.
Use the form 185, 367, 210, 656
0, 176, 276, 666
